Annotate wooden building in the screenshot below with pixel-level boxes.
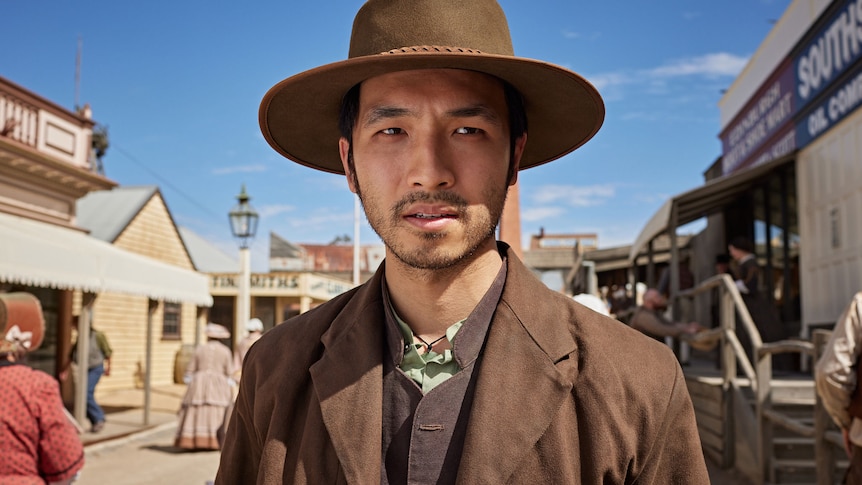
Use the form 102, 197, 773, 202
0, 76, 211, 425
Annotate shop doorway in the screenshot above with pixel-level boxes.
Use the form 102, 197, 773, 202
724, 164, 801, 334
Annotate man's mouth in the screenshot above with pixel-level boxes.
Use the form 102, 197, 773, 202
412, 213, 456, 219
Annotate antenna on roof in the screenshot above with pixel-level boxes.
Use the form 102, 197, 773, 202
74, 36, 82, 110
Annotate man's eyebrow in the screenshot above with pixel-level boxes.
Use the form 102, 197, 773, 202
362, 106, 411, 127
361, 104, 503, 127
447, 105, 502, 125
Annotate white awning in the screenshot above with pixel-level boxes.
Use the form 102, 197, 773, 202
627, 152, 796, 264
0, 212, 212, 306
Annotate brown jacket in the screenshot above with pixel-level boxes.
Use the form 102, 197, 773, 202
216, 249, 708, 484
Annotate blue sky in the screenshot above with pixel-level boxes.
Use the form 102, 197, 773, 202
3, 1, 790, 271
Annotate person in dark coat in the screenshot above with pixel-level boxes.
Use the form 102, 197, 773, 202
729, 236, 791, 370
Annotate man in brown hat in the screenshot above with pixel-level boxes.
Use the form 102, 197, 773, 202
217, 1, 709, 483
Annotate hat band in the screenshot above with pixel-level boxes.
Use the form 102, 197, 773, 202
381, 45, 485, 56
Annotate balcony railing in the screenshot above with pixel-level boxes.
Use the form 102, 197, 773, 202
0, 76, 95, 171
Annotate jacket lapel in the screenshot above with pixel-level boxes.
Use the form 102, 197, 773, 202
457, 252, 580, 483
309, 272, 385, 485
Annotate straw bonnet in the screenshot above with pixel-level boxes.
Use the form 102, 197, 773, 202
205, 323, 231, 339
260, 0, 604, 174
0, 292, 45, 353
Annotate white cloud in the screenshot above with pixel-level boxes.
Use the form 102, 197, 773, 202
562, 30, 580, 39
212, 164, 267, 175
648, 52, 748, 78
586, 52, 749, 103
521, 207, 565, 222
586, 72, 631, 92
257, 204, 295, 219
532, 184, 616, 207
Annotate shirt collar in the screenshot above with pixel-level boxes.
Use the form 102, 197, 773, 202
382, 245, 509, 369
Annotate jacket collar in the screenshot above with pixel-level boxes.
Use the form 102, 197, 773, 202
457, 246, 579, 483
309, 246, 579, 484
309, 266, 386, 485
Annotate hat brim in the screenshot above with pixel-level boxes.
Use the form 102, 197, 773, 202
205, 324, 231, 339
260, 52, 604, 174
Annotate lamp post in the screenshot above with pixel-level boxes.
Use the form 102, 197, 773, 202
229, 184, 259, 348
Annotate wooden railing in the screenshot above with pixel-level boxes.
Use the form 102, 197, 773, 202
677, 274, 762, 390
676, 274, 834, 485
0, 88, 40, 148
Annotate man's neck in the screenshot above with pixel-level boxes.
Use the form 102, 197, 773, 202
384, 242, 504, 338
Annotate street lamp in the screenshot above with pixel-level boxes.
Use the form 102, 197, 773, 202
228, 184, 259, 347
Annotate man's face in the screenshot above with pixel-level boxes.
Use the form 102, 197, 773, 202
339, 69, 526, 270
728, 245, 743, 261
645, 291, 667, 310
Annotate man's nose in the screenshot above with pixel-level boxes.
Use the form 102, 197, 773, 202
407, 135, 454, 189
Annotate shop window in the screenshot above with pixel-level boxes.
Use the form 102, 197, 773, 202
752, 166, 801, 325
163, 302, 182, 340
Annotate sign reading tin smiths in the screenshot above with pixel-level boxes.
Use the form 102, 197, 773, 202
722, 0, 862, 175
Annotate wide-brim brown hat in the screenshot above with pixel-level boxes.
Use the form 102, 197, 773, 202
260, 0, 605, 174
0, 292, 45, 353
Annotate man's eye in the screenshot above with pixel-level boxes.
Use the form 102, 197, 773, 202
380, 128, 403, 135
455, 127, 481, 135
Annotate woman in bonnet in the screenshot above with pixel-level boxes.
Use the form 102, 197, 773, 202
0, 292, 84, 484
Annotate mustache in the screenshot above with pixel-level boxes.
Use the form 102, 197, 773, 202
392, 191, 468, 216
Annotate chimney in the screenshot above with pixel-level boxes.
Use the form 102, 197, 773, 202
498, 182, 523, 259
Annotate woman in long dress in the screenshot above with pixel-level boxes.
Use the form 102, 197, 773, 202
175, 323, 234, 450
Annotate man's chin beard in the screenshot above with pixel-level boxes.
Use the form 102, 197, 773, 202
386, 233, 495, 271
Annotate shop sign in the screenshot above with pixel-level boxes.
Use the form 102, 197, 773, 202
796, 58, 862, 146
795, 0, 862, 105
722, 0, 862, 175
721, 60, 795, 174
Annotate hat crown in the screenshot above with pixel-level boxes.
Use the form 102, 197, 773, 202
349, 0, 513, 58
0, 293, 44, 353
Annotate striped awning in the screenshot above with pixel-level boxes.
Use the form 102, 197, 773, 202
0, 211, 212, 306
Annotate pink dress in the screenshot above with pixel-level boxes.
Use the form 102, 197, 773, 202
0, 362, 84, 484
175, 340, 234, 450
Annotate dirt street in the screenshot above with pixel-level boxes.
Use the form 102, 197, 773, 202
77, 425, 220, 485
75, 420, 749, 484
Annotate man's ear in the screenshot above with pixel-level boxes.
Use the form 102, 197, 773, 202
509, 133, 527, 186
339, 137, 357, 194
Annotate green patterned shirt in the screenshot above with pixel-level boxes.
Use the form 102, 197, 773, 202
392, 308, 464, 393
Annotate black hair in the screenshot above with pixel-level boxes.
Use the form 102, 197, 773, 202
729, 236, 754, 253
